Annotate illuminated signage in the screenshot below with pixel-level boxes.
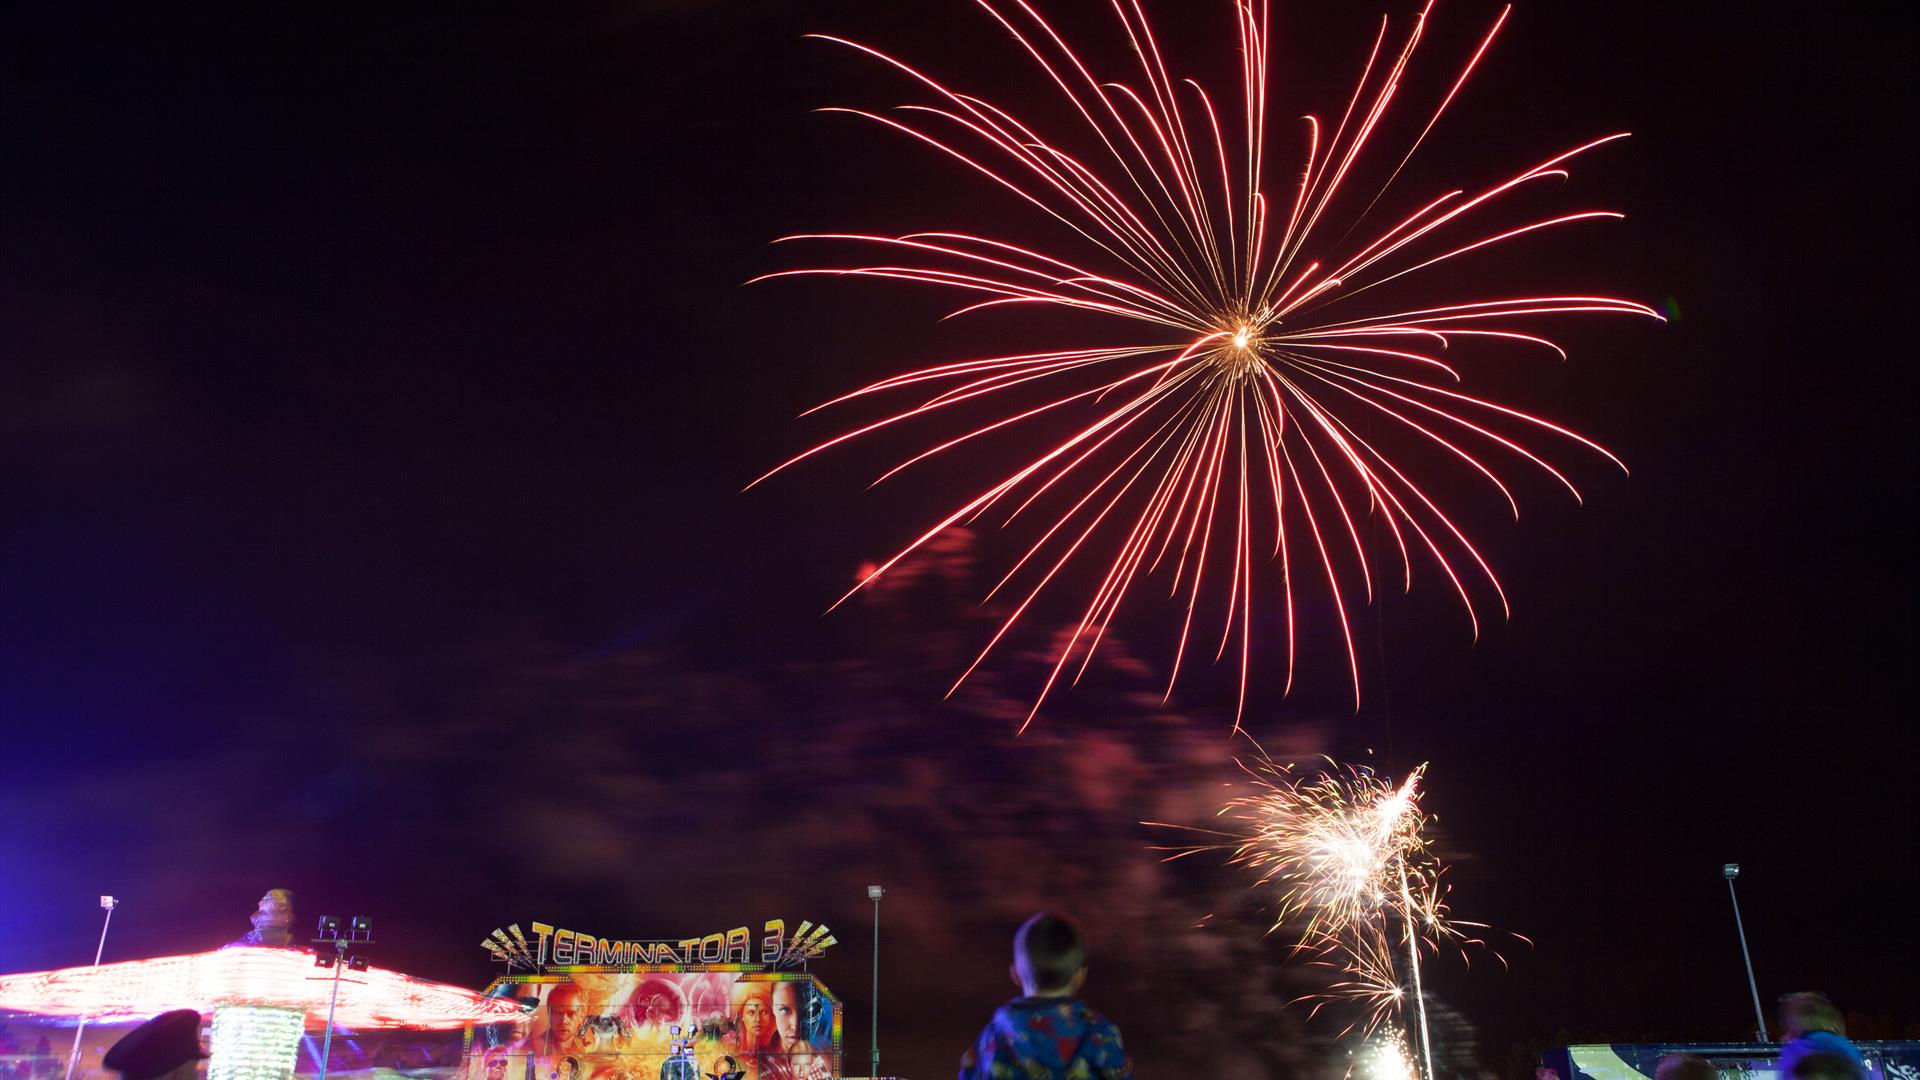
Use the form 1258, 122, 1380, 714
481, 920, 835, 971
468, 969, 842, 1080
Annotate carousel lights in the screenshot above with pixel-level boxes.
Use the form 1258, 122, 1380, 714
208, 1004, 305, 1080
0, 948, 531, 1029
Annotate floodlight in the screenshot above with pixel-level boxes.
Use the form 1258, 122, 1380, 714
1723, 863, 1740, 879
312, 912, 376, 1080
867, 885, 885, 899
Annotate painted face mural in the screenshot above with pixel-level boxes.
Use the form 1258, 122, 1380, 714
546, 984, 586, 1047
770, 983, 803, 1045
471, 973, 838, 1080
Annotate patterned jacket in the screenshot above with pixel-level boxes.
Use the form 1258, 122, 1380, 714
958, 997, 1131, 1080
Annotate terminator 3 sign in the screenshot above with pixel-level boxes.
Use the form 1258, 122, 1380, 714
483, 920, 836, 971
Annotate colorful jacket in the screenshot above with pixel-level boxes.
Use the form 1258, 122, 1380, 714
958, 997, 1131, 1080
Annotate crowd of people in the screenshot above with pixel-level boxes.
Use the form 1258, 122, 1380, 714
957, 914, 1884, 1080
61, 910, 1879, 1080
1653, 992, 1873, 1080
0, 1029, 56, 1080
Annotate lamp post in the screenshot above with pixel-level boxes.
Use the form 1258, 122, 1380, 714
1723, 864, 1768, 1042
1397, 861, 1434, 1080
63, 896, 118, 1080
867, 885, 883, 1079
312, 915, 374, 1080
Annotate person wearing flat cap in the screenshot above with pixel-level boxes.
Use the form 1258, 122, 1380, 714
102, 1010, 207, 1080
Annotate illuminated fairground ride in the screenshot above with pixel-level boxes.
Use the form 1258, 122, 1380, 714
0, 899, 843, 1080
0, 943, 528, 1080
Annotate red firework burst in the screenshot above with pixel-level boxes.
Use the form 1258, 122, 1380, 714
751, 1, 1659, 728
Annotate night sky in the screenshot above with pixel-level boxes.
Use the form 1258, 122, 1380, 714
1, 2, 1913, 1077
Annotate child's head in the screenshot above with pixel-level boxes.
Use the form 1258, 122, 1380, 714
1778, 992, 1845, 1041
1011, 912, 1087, 997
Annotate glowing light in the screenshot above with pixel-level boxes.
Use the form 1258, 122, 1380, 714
1153, 757, 1515, 1047
0, 948, 530, 1030
209, 1005, 305, 1080
1354, 1026, 1418, 1080
755, 2, 1659, 725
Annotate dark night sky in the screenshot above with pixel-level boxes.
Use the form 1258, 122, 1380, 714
1, 2, 1914, 1077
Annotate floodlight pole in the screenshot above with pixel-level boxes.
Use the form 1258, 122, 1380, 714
63, 896, 118, 1080
317, 942, 346, 1080
315, 916, 372, 1080
1723, 865, 1768, 1042
868, 885, 884, 1079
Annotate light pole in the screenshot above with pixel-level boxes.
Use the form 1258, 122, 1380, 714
312, 915, 374, 1080
867, 885, 884, 1079
63, 896, 118, 1080
1723, 864, 1767, 1042
1397, 861, 1434, 1080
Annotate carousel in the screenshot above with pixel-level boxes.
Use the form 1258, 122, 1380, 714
0, 892, 527, 1080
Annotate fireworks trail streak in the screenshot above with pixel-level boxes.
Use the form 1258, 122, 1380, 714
1149, 755, 1521, 1056
1354, 1025, 1420, 1080
752, 1, 1660, 726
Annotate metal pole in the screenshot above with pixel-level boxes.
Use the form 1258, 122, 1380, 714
867, 886, 883, 1079
1724, 866, 1768, 1042
1399, 863, 1434, 1080
317, 946, 346, 1080
64, 897, 117, 1080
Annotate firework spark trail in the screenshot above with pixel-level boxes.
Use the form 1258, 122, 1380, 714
753, 1, 1661, 724
1149, 756, 1515, 1053
1354, 1025, 1420, 1080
